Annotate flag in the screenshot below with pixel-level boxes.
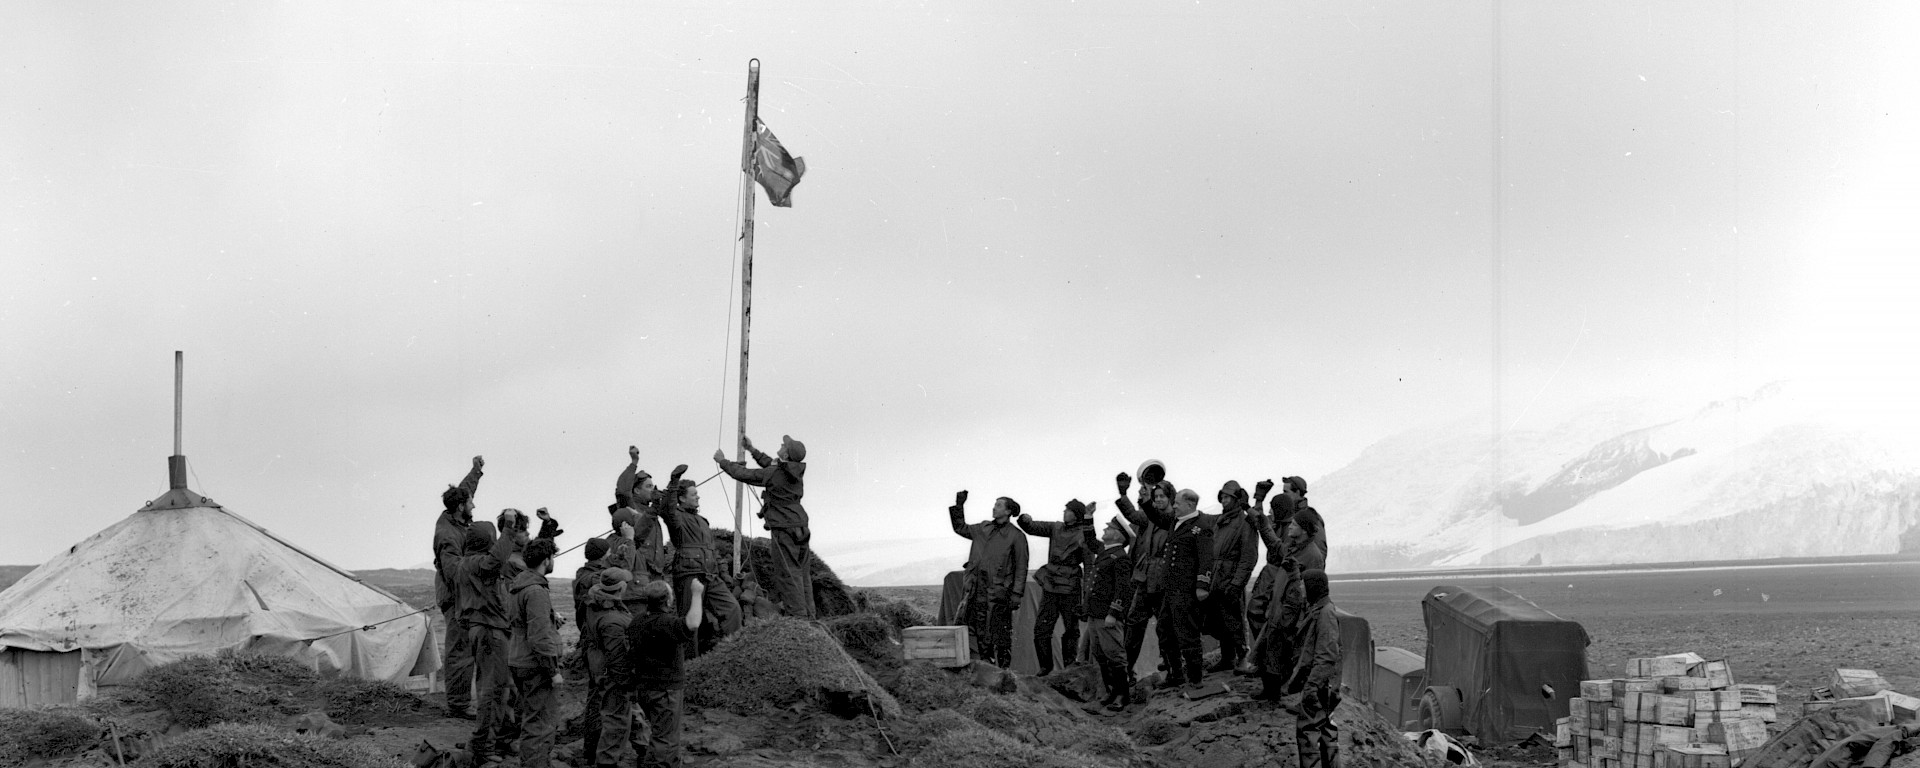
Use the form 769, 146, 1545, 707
751, 118, 806, 207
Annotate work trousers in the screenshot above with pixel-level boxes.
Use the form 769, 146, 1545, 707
1088, 619, 1128, 697
636, 688, 685, 768
509, 666, 558, 768
1292, 683, 1342, 768
596, 687, 634, 767
579, 643, 605, 762
1159, 586, 1203, 683
1123, 587, 1164, 670
465, 624, 512, 757
1201, 584, 1248, 666
1031, 590, 1082, 674
768, 527, 815, 619
442, 615, 475, 712
966, 595, 1016, 668
673, 572, 744, 657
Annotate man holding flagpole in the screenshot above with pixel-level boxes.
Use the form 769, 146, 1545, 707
713, 435, 814, 618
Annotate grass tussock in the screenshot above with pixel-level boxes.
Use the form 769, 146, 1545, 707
0, 708, 102, 763
313, 677, 423, 725
885, 661, 986, 713
129, 656, 285, 728
713, 529, 857, 617
957, 694, 1135, 760
686, 616, 901, 719
140, 723, 407, 768
118, 650, 424, 730
824, 612, 897, 665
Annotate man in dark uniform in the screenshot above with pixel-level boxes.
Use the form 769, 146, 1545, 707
1286, 569, 1343, 768
947, 491, 1029, 668
1201, 480, 1259, 673
1015, 499, 1093, 676
614, 446, 669, 585
1083, 516, 1135, 712
432, 456, 482, 719
1143, 488, 1213, 691
713, 434, 814, 618
657, 475, 743, 655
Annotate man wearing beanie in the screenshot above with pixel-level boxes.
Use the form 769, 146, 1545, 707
506, 537, 562, 768
450, 520, 518, 763
572, 538, 611, 765
657, 476, 743, 656
628, 578, 706, 768
713, 434, 813, 619
1285, 569, 1343, 768
1083, 515, 1136, 712
432, 455, 483, 719
1015, 498, 1094, 676
947, 491, 1028, 668
587, 569, 636, 768
1201, 481, 1260, 675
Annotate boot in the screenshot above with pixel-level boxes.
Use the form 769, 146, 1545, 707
580, 733, 597, 768
1096, 663, 1120, 708
1107, 667, 1134, 712
1206, 642, 1241, 674
1034, 641, 1054, 678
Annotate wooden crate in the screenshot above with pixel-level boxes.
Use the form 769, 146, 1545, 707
1832, 669, 1893, 699
1733, 683, 1778, 705
1688, 659, 1733, 690
1584, 680, 1618, 702
902, 626, 972, 667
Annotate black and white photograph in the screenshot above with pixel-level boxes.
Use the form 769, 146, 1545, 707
2, 2, 1916, 767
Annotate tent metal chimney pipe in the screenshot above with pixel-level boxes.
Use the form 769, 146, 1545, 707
169, 350, 186, 490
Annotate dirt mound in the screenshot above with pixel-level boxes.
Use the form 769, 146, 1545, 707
686, 616, 902, 719
714, 529, 859, 618
1133, 687, 1432, 768
139, 723, 405, 768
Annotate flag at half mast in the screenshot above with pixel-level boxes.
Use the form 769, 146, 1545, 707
751, 118, 806, 207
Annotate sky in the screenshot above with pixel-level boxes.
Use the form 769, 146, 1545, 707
3, 1, 1916, 578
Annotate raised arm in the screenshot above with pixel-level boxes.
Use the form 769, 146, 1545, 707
948, 491, 973, 540
714, 449, 776, 488
1015, 515, 1059, 538
458, 456, 484, 499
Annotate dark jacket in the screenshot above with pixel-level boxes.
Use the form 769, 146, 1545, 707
573, 560, 606, 647
1156, 512, 1216, 592
432, 465, 482, 612
716, 445, 809, 530
658, 489, 720, 576
507, 570, 561, 668
1202, 484, 1259, 590
1082, 527, 1134, 622
1115, 494, 1170, 593
590, 605, 633, 691
1288, 598, 1342, 691
613, 461, 669, 577
949, 505, 1029, 603
452, 525, 517, 630
1015, 515, 1090, 595
628, 609, 695, 690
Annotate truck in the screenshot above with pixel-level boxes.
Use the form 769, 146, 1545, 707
1413, 585, 1590, 742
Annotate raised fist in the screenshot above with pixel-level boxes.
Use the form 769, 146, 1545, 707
955, 490, 969, 507
1254, 479, 1275, 498
473, 456, 485, 470
629, 445, 640, 461
1116, 472, 1132, 494
712, 449, 727, 464
670, 464, 689, 484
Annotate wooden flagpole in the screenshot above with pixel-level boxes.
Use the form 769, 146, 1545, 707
733, 59, 760, 577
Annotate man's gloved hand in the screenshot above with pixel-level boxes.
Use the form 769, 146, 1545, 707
741, 435, 757, 453
955, 490, 968, 507
669, 464, 689, 487
711, 449, 727, 464
619, 521, 635, 540
1116, 472, 1132, 495
1104, 615, 1119, 628
535, 509, 562, 540
1254, 479, 1275, 499
1196, 588, 1210, 602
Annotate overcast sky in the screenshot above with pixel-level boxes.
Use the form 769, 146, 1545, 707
4, 1, 1915, 576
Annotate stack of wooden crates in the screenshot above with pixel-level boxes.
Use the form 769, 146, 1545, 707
1556, 652, 1778, 768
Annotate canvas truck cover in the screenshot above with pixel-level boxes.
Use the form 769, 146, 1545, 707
1422, 585, 1589, 742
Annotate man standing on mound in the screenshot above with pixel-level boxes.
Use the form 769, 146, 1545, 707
947, 491, 1029, 668
714, 434, 814, 618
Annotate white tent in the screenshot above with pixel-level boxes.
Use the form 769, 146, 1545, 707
0, 482, 437, 708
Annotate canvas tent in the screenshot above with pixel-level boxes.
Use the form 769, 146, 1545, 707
0, 480, 437, 708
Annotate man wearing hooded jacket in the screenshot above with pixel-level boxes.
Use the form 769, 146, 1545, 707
714, 434, 814, 618
1015, 499, 1093, 676
432, 456, 483, 719
1286, 569, 1343, 768
1200, 480, 1260, 673
948, 491, 1029, 668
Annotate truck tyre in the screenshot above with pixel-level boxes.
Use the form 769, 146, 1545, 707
1418, 685, 1464, 734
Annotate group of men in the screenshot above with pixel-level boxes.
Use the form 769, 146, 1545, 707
428, 434, 815, 768
949, 461, 1345, 768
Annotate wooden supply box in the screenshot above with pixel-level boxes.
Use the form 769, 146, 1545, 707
902, 625, 972, 667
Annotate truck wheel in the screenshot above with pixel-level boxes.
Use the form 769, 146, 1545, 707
1418, 686, 1464, 734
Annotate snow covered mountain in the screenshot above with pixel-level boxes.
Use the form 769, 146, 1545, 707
1316, 381, 1920, 570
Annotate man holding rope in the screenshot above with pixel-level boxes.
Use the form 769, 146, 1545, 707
713, 434, 814, 619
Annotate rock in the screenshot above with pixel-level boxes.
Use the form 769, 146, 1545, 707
697, 731, 746, 755
966, 660, 1017, 693
1044, 663, 1105, 703
286, 710, 346, 740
